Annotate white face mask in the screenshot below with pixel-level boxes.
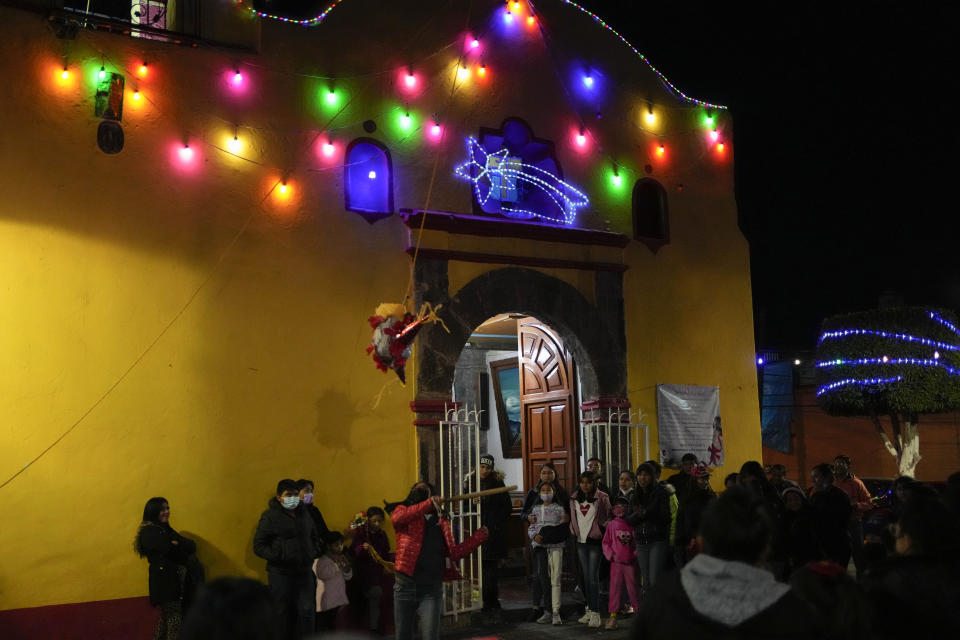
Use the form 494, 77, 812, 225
281, 496, 300, 510
540, 493, 554, 503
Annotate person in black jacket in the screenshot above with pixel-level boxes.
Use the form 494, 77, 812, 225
740, 460, 789, 575
632, 487, 822, 639
862, 493, 960, 640
253, 478, 322, 640
664, 453, 698, 505
134, 497, 199, 640
296, 479, 330, 557
628, 462, 671, 594
808, 463, 853, 567
782, 486, 819, 578
674, 463, 716, 567
474, 454, 513, 621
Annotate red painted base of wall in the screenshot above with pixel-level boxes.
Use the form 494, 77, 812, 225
0, 596, 158, 640
0, 586, 395, 639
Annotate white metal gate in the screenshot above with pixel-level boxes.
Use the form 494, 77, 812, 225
579, 405, 650, 491
438, 404, 482, 617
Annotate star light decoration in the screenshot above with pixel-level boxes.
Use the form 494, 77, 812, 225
454, 137, 589, 225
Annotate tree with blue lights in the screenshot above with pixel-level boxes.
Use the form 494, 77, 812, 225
814, 307, 960, 477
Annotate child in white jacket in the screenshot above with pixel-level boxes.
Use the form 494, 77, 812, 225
527, 481, 569, 625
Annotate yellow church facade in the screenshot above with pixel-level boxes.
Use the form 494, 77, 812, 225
0, 1, 760, 634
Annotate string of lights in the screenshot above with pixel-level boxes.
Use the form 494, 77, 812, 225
816, 356, 958, 376
49, 0, 730, 215
816, 376, 904, 398
246, 0, 346, 26
929, 310, 960, 338
817, 329, 960, 352
520, 0, 725, 188
554, 0, 727, 110
246, 0, 725, 110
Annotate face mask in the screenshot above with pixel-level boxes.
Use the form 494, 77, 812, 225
282, 496, 300, 510
613, 506, 626, 518
540, 493, 553, 503
302, 493, 314, 505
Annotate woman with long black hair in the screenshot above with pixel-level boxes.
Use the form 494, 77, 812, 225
134, 497, 200, 640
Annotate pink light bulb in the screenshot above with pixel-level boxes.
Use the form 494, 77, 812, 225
232, 71, 243, 85
405, 73, 416, 88
179, 145, 193, 162
709, 129, 719, 142
431, 123, 442, 137
323, 141, 335, 156
471, 38, 480, 49
576, 132, 586, 146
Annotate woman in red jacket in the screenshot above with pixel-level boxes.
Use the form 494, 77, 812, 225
388, 481, 488, 640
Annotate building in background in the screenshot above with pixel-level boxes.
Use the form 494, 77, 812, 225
0, 1, 760, 636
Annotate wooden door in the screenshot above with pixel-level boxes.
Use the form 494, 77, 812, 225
519, 318, 578, 496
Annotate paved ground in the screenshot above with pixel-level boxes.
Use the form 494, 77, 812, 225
442, 612, 633, 640
440, 577, 633, 640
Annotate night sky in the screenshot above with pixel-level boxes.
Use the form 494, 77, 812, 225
259, 1, 958, 350
580, 2, 959, 350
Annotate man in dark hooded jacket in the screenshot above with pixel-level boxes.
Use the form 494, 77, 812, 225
475, 454, 512, 621
254, 478, 321, 640
632, 487, 821, 639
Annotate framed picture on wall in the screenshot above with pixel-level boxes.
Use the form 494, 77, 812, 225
489, 357, 522, 458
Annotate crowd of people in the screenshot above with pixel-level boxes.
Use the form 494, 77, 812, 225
132, 453, 960, 640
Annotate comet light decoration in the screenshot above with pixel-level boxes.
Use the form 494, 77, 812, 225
454, 137, 589, 225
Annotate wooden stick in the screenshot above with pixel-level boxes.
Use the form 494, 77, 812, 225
446, 484, 517, 502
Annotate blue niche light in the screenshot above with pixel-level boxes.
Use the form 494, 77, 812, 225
344, 139, 393, 222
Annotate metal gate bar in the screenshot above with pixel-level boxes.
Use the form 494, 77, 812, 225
438, 404, 482, 617
579, 406, 650, 491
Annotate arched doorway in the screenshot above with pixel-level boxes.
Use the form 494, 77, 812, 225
449, 311, 588, 588
411, 264, 629, 490
451, 313, 586, 498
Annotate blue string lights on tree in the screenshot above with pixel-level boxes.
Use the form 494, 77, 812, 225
814, 307, 960, 408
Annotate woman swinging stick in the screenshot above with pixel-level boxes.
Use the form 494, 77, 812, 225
386, 481, 491, 640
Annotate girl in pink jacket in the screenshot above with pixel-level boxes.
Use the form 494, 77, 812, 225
601, 497, 640, 629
